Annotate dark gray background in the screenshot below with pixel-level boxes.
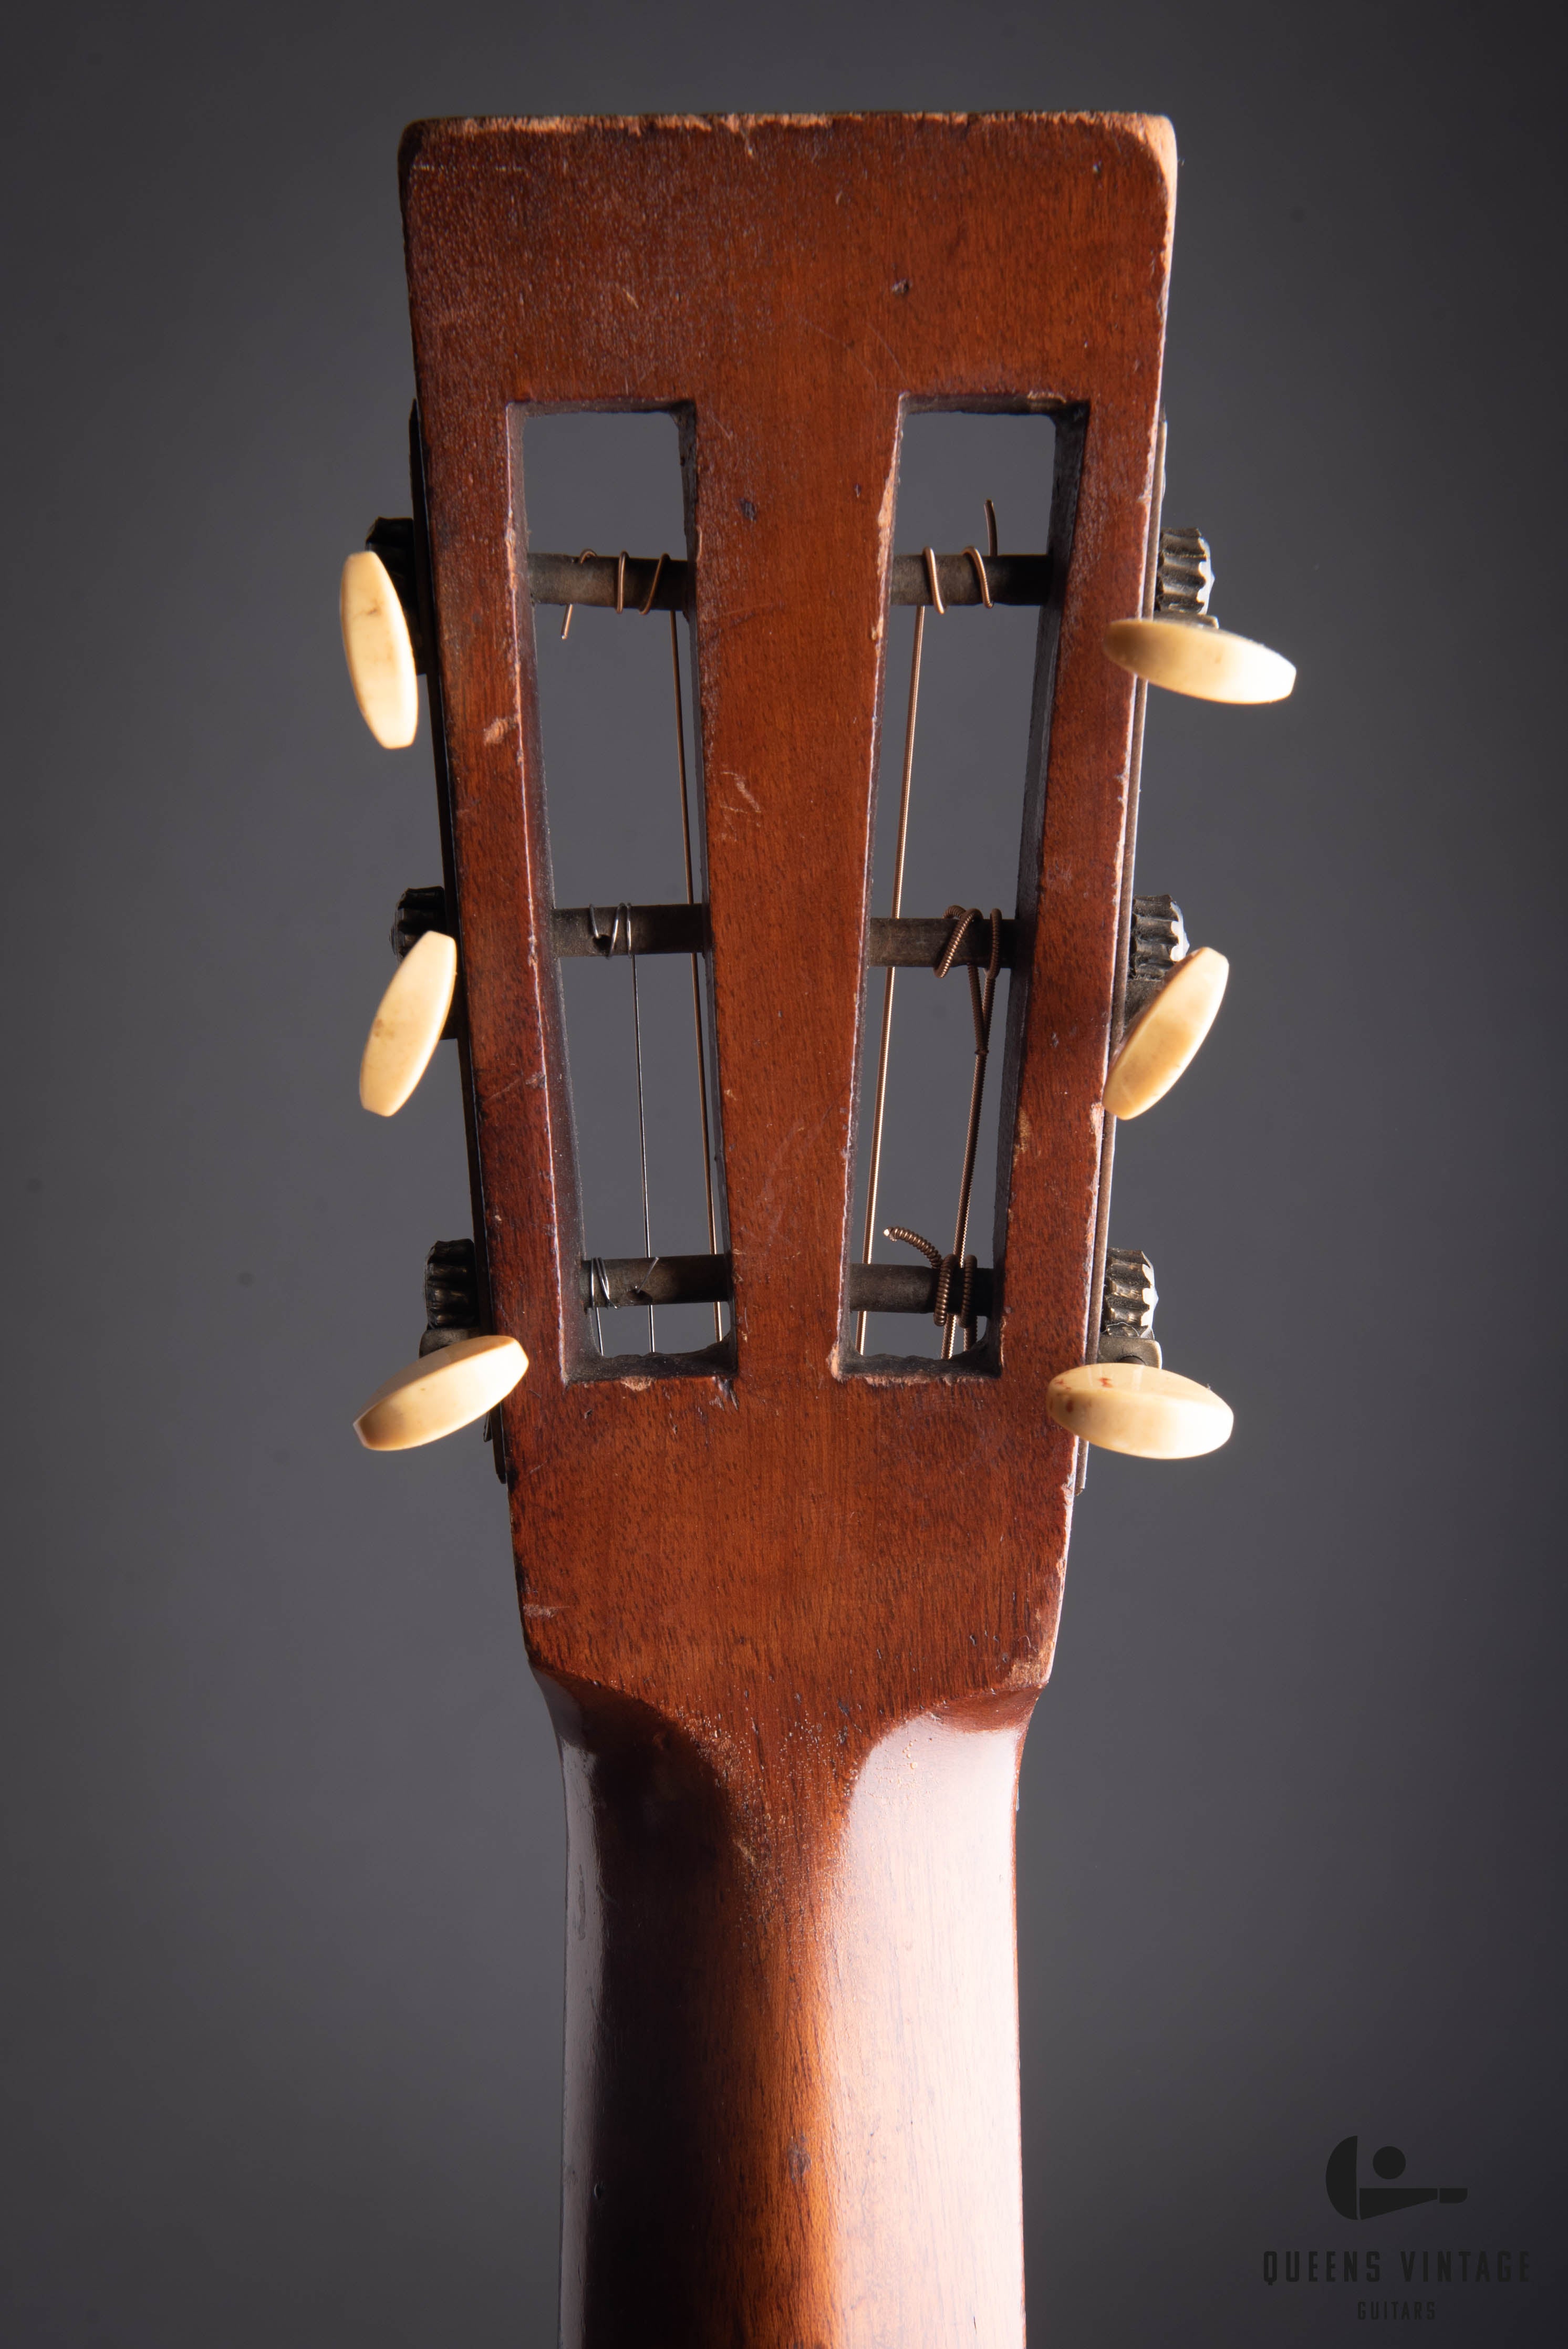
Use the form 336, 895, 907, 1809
4, 3, 1563, 2342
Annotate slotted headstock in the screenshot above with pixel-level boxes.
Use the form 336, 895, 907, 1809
344, 113, 1292, 2348
400, 111, 1171, 1680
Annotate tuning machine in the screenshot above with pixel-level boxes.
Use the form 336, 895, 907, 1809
354, 1239, 526, 1451
341, 518, 425, 747
1049, 1245, 1232, 1459
360, 887, 457, 1116
1079, 510, 1273, 1454
1104, 525, 1294, 704
342, 508, 518, 1448
1104, 893, 1228, 1120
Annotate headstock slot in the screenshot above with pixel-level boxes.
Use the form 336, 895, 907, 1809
847, 409, 1067, 1369
515, 410, 731, 1373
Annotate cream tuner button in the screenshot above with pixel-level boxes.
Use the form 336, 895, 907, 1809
1104, 945, 1229, 1120
354, 1333, 527, 1452
341, 549, 419, 747
1103, 616, 1295, 704
1047, 1361, 1233, 1460
360, 928, 457, 1116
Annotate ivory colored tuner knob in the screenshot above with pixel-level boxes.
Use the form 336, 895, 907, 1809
360, 929, 457, 1116
341, 549, 419, 747
1103, 616, 1295, 704
1105, 944, 1229, 1120
1047, 1361, 1233, 1460
354, 1333, 527, 1452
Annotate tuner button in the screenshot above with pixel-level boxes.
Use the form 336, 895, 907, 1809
341, 549, 419, 747
354, 1332, 527, 1452
360, 928, 457, 1116
1103, 616, 1295, 704
1104, 945, 1229, 1121
1047, 1361, 1233, 1459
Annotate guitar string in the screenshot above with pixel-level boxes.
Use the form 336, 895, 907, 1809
854, 599, 927, 1354
585, 903, 648, 1355
627, 903, 656, 1352
937, 906, 1003, 1359
575, 570, 693, 1358
581, 526, 1002, 1361
559, 547, 595, 641
669, 610, 723, 1344
857, 514, 998, 1359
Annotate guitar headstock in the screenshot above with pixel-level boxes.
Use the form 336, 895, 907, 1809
340, 112, 1294, 2343
347, 112, 1296, 1655
347, 108, 1290, 1661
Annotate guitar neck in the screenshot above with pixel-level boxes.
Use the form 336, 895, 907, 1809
547, 1674, 1035, 2344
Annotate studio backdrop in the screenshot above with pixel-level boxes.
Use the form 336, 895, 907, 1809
2, 5, 1561, 2344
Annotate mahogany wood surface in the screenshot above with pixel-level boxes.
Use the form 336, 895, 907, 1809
399, 113, 1174, 2348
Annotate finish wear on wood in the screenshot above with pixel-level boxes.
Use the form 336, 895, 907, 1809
399, 111, 1174, 2349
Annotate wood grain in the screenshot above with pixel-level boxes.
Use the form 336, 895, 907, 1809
400, 112, 1174, 2347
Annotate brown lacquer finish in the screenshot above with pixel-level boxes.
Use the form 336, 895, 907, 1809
400, 115, 1174, 2348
